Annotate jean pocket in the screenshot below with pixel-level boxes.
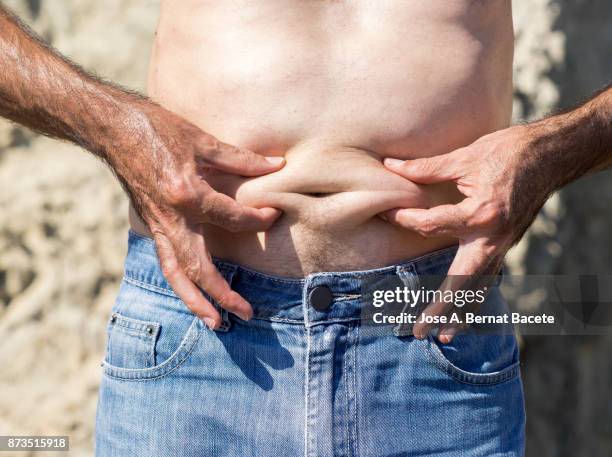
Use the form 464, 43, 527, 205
102, 281, 205, 381
105, 313, 160, 370
425, 332, 520, 386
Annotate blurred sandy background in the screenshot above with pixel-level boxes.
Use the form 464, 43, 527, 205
0, 1, 611, 456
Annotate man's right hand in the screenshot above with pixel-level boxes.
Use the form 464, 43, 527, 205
0, 5, 285, 329
112, 104, 284, 329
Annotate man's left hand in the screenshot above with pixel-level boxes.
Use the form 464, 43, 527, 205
382, 125, 552, 343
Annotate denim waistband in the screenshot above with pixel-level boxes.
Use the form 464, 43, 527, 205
123, 230, 460, 325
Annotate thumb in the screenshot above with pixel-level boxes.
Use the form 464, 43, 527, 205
203, 141, 285, 177
383, 151, 459, 184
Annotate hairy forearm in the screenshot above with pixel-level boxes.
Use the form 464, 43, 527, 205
0, 5, 148, 161
524, 84, 612, 193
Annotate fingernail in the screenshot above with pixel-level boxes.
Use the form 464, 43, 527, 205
237, 311, 252, 321
384, 158, 403, 167
439, 335, 451, 344
203, 318, 216, 330
265, 156, 285, 166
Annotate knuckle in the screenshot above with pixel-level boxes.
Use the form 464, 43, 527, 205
224, 214, 243, 232
166, 177, 198, 208
410, 160, 428, 175
202, 315, 221, 327
160, 258, 179, 280
417, 217, 439, 237
224, 145, 250, 169
467, 200, 506, 229
416, 157, 441, 176
486, 204, 507, 227
236, 147, 250, 164
199, 194, 215, 215
199, 135, 221, 154
180, 290, 200, 308
182, 259, 202, 282
456, 150, 473, 169
481, 243, 501, 259
214, 289, 236, 309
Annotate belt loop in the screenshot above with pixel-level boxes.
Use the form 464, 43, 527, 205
209, 263, 238, 333
215, 307, 232, 332
394, 264, 419, 337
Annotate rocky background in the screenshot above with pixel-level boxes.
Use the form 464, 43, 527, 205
0, 1, 610, 456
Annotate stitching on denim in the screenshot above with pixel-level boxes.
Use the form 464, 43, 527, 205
343, 328, 350, 457
111, 313, 159, 333
232, 306, 365, 325
351, 325, 359, 457
102, 317, 203, 382
213, 260, 305, 285
106, 325, 113, 371
123, 276, 179, 298
425, 337, 521, 386
303, 277, 313, 457
105, 301, 127, 367
427, 340, 520, 385
307, 316, 362, 326
102, 328, 201, 382
249, 316, 304, 324
333, 294, 362, 301
110, 325, 157, 342
249, 315, 363, 326
304, 325, 312, 457
105, 314, 158, 368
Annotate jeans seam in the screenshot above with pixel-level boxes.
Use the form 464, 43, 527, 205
343, 330, 350, 457
304, 325, 312, 457
102, 317, 203, 381
350, 325, 359, 457
123, 276, 178, 299
249, 316, 305, 324
304, 276, 316, 457
425, 337, 521, 386
307, 317, 361, 327
215, 261, 306, 284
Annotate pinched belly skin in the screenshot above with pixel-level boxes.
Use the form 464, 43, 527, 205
201, 143, 461, 276
143, 0, 514, 275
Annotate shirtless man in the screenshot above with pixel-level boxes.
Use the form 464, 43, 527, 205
1, 1, 610, 456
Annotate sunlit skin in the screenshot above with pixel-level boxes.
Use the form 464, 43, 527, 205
1, 2, 610, 336
132, 0, 514, 277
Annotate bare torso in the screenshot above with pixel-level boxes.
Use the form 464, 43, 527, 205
131, 0, 514, 276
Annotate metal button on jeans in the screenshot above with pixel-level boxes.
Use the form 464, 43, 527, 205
309, 285, 333, 311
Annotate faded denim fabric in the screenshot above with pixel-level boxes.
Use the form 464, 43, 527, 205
95, 230, 525, 457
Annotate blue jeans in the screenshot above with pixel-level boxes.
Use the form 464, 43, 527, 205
96, 231, 525, 456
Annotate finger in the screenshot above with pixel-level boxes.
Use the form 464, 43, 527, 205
437, 307, 480, 343
384, 200, 474, 238
412, 299, 455, 340
152, 231, 222, 329
437, 325, 460, 344
201, 191, 282, 232
412, 241, 502, 340
197, 254, 254, 321
383, 151, 461, 184
446, 239, 503, 278
201, 141, 285, 177
168, 228, 254, 321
